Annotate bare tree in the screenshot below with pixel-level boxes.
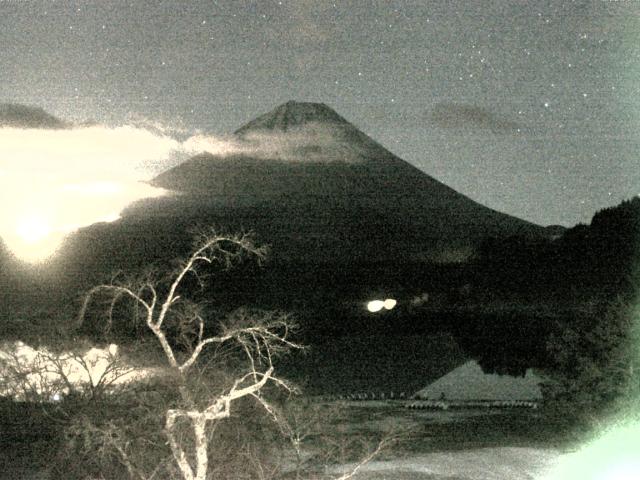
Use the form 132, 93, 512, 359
0, 341, 135, 403
281, 398, 403, 480
77, 230, 302, 480
71, 229, 399, 480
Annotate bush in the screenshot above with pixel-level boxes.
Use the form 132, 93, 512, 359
3, 230, 392, 479
542, 295, 640, 424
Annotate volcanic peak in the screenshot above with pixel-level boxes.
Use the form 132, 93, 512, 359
234, 101, 350, 135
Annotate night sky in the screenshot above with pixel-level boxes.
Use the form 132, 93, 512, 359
1, 0, 639, 227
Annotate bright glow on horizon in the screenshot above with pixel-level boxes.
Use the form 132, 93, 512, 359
0, 120, 362, 263
0, 126, 183, 177
16, 214, 52, 244
1, 178, 165, 262
0, 125, 178, 262
11, 213, 60, 262
61, 180, 123, 195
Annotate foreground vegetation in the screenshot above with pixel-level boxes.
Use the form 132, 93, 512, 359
0, 230, 396, 479
1, 197, 638, 478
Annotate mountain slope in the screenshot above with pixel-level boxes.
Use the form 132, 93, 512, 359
148, 101, 545, 263
0, 103, 68, 129
46, 99, 553, 296
234, 100, 351, 133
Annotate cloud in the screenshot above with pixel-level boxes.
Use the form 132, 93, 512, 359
0, 124, 186, 179
0, 113, 367, 261
186, 122, 368, 163
0, 123, 194, 261
266, 0, 330, 46
429, 103, 524, 134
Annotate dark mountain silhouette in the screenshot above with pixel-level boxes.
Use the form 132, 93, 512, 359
42, 100, 556, 319
148, 101, 547, 265
0, 103, 68, 129
2, 102, 601, 391
472, 197, 639, 302
543, 225, 566, 238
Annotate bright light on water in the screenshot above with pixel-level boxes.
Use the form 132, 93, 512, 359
367, 298, 397, 312
367, 300, 385, 312
383, 298, 397, 310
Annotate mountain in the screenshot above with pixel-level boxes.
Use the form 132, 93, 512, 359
415, 359, 542, 401
148, 101, 546, 264
42, 99, 554, 309
0, 103, 68, 129
234, 100, 351, 134
6, 102, 559, 391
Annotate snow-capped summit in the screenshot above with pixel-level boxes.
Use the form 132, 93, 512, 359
235, 101, 350, 134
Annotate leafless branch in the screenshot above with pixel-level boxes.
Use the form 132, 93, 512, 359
332, 435, 393, 480
70, 230, 309, 480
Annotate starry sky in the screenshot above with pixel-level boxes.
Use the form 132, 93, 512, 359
1, 0, 639, 227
